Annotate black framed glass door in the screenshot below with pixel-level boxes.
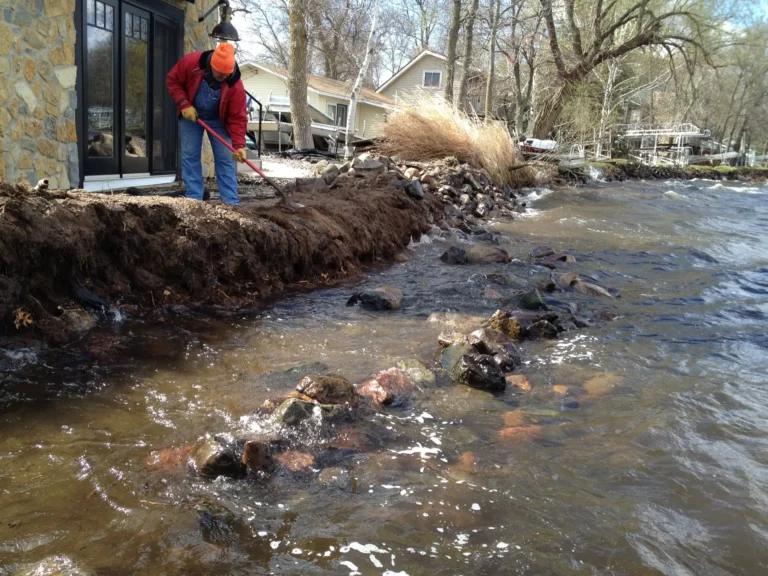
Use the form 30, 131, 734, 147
122, 4, 149, 174
81, 0, 182, 180
84, 0, 119, 176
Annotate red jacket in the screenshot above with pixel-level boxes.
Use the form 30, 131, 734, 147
166, 50, 248, 149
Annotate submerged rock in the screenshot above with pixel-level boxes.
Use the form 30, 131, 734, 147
440, 342, 473, 372
357, 368, 415, 405
573, 280, 614, 298
275, 450, 316, 472
451, 354, 506, 391
440, 246, 469, 265
466, 244, 511, 264
530, 245, 555, 258
506, 374, 531, 391
347, 286, 404, 311
294, 374, 359, 405
524, 320, 558, 340
396, 358, 436, 386
437, 330, 470, 347
519, 289, 548, 310
241, 440, 270, 473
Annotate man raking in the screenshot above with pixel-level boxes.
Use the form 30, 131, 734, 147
166, 42, 247, 206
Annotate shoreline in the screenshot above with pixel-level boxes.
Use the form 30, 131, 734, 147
1, 158, 764, 348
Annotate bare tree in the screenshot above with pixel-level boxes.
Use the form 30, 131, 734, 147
484, 0, 502, 119
444, 0, 462, 102
532, 0, 716, 138
456, 0, 480, 110
289, 0, 313, 149
345, 0, 381, 157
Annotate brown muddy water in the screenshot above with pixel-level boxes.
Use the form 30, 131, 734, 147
1, 179, 767, 575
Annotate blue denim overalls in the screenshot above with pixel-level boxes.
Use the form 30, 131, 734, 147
179, 78, 239, 205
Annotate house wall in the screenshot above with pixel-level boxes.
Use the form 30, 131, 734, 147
378, 54, 460, 103
0, 0, 217, 188
242, 67, 388, 137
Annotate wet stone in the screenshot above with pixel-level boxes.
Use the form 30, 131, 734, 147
295, 374, 359, 405
357, 367, 415, 406
438, 330, 470, 348
485, 309, 522, 341
440, 342, 473, 372
404, 179, 424, 199
189, 438, 245, 479
396, 358, 436, 386
524, 320, 558, 340
519, 289, 548, 311
347, 286, 403, 311
531, 245, 555, 258
466, 244, 511, 264
440, 246, 469, 265
451, 354, 506, 391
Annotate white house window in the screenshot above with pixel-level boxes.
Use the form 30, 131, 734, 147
327, 104, 336, 123
423, 71, 441, 88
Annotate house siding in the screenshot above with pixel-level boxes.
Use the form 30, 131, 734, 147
0, 0, 217, 188
241, 65, 389, 137
378, 54, 460, 102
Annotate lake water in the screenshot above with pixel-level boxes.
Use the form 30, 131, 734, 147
1, 178, 767, 575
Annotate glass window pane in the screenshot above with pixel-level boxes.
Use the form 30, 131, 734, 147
141, 18, 147, 42
87, 0, 95, 25
105, 5, 113, 31
125, 14, 148, 159
87, 24, 114, 158
125, 13, 132, 37
96, 1, 104, 28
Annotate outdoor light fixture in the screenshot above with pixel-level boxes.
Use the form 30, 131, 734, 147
198, 0, 240, 42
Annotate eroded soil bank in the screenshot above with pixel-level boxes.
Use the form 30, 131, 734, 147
0, 180, 442, 345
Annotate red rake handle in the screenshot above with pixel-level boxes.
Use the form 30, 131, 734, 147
196, 118, 286, 198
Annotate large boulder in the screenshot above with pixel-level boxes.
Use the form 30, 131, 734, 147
451, 354, 506, 391
357, 368, 415, 406
347, 286, 403, 311
294, 374, 359, 405
466, 244, 511, 264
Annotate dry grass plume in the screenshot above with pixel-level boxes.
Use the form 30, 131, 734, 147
381, 92, 534, 186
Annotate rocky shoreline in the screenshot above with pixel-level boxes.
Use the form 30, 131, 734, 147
0, 154, 527, 346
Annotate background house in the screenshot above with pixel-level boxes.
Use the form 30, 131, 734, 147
0, 0, 220, 191
240, 62, 394, 141
376, 49, 485, 113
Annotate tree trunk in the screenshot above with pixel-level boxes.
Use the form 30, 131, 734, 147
596, 59, 619, 158
345, 0, 380, 158
289, 0, 313, 149
457, 0, 479, 110
444, 0, 462, 102
532, 84, 568, 139
483, 0, 499, 120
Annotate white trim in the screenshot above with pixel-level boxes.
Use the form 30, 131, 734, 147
240, 62, 394, 111
83, 174, 176, 192
423, 70, 442, 88
376, 50, 447, 93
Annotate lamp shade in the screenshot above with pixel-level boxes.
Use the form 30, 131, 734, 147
210, 19, 240, 42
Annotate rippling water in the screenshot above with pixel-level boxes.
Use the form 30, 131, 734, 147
1, 179, 767, 575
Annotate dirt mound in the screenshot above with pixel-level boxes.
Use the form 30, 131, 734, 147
0, 181, 440, 345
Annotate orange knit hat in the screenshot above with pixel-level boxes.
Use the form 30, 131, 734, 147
210, 42, 235, 75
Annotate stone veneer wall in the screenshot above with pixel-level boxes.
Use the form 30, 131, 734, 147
0, 0, 217, 188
